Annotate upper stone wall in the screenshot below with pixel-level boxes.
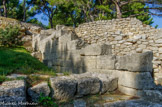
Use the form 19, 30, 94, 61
75, 18, 158, 45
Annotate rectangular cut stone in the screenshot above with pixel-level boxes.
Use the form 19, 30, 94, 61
118, 85, 144, 97
0, 80, 26, 103
97, 55, 116, 70
77, 77, 100, 96
90, 73, 118, 94
80, 44, 112, 56
50, 77, 77, 100
116, 52, 153, 72
83, 56, 97, 69
118, 71, 155, 90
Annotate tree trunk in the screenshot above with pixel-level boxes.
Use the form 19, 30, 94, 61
49, 18, 53, 28
112, 0, 122, 19
23, 0, 26, 22
0, 9, 2, 16
3, 0, 7, 17
90, 14, 95, 22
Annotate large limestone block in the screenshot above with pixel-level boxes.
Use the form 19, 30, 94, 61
118, 85, 144, 97
0, 80, 26, 103
83, 56, 97, 69
118, 71, 155, 90
100, 77, 118, 93
97, 55, 116, 70
80, 44, 112, 56
89, 73, 118, 94
28, 82, 50, 102
50, 77, 77, 100
77, 77, 101, 96
116, 51, 153, 72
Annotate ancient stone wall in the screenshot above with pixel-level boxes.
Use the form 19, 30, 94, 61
75, 18, 162, 82
32, 18, 162, 83
32, 26, 158, 97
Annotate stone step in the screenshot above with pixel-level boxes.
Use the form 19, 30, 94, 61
50, 72, 118, 100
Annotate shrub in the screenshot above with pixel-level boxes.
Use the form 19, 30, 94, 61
0, 26, 22, 47
0, 75, 7, 83
38, 93, 58, 107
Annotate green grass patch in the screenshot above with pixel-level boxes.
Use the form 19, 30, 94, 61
0, 75, 8, 83
26, 75, 49, 87
0, 75, 24, 84
0, 47, 56, 77
63, 72, 71, 76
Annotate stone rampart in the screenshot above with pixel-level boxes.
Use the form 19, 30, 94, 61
75, 18, 162, 82
32, 18, 162, 83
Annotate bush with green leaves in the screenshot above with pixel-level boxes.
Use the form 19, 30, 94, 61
38, 93, 58, 107
0, 26, 22, 47
0, 75, 7, 83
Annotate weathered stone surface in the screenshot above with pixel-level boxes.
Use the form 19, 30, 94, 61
100, 77, 118, 93
32, 52, 42, 61
58, 30, 78, 44
77, 77, 101, 96
155, 39, 162, 44
0, 80, 26, 103
28, 82, 50, 102
97, 55, 116, 70
83, 56, 97, 69
88, 73, 118, 94
73, 99, 86, 107
56, 25, 66, 30
103, 100, 162, 107
50, 77, 77, 100
80, 44, 112, 56
40, 29, 54, 35
118, 71, 155, 90
157, 78, 162, 85
116, 52, 153, 72
141, 90, 162, 102
118, 85, 144, 97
